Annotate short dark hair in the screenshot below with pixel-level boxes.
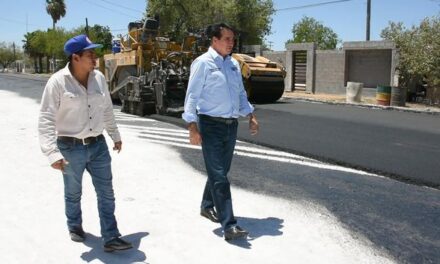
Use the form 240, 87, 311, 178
205, 23, 235, 41
68, 50, 86, 63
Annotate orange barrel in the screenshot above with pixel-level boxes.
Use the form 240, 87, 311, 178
390, 86, 406, 107
376, 85, 391, 106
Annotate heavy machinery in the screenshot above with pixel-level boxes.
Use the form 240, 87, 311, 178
100, 17, 202, 116
100, 17, 286, 116
232, 53, 286, 103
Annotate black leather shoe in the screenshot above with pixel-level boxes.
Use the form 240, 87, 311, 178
104, 237, 133, 252
224, 226, 249, 241
69, 226, 85, 242
200, 208, 219, 223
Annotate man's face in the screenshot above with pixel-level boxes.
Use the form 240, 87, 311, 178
73, 50, 97, 71
212, 28, 235, 57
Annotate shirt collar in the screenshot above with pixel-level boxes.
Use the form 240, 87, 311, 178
208, 47, 231, 62
61, 62, 96, 78
61, 63, 72, 76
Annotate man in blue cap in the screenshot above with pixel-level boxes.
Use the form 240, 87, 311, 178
38, 34, 132, 252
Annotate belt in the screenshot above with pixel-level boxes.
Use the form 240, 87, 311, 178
58, 134, 104, 145
199, 114, 237, 124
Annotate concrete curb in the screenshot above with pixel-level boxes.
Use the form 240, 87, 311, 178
282, 97, 440, 115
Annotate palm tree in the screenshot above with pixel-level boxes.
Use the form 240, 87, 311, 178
46, 0, 66, 31
46, 0, 66, 72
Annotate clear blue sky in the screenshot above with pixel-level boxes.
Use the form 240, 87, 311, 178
0, 0, 438, 51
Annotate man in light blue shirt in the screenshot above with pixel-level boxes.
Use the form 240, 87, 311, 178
182, 23, 259, 241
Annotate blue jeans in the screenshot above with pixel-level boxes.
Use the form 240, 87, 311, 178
57, 137, 120, 242
198, 115, 238, 230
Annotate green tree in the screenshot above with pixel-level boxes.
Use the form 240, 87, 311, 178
286, 16, 339, 50
22, 30, 49, 73
146, 0, 274, 45
0, 42, 17, 72
46, 0, 66, 30
46, 0, 66, 72
72, 24, 113, 56
381, 16, 440, 89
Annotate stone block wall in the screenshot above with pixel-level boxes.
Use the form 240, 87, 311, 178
243, 40, 398, 95
314, 50, 345, 94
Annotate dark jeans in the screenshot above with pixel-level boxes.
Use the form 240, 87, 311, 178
57, 137, 120, 242
198, 115, 238, 230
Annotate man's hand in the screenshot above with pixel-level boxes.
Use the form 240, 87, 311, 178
51, 159, 69, 172
188, 122, 202, 145
113, 141, 122, 153
249, 113, 259, 136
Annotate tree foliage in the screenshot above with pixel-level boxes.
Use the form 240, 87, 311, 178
71, 25, 113, 56
146, 0, 274, 45
22, 25, 112, 72
286, 16, 339, 50
46, 0, 66, 30
0, 42, 18, 71
381, 15, 440, 88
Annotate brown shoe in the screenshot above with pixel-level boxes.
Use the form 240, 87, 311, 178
200, 208, 219, 223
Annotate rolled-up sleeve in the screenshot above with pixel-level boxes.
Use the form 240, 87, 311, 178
182, 58, 206, 123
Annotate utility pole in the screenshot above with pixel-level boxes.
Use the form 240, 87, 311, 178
366, 0, 371, 41
85, 18, 89, 36
13, 42, 17, 72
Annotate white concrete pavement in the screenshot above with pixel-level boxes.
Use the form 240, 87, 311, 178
0, 85, 396, 263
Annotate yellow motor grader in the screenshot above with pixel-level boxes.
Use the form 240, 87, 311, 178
100, 17, 286, 116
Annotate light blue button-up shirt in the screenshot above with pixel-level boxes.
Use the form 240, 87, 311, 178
182, 47, 254, 123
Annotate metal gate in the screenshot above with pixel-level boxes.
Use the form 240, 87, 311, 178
293, 51, 307, 91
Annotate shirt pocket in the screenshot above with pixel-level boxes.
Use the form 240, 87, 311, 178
204, 70, 224, 94
61, 92, 82, 110
89, 92, 106, 112
229, 70, 242, 91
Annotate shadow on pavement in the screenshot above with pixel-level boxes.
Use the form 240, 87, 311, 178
212, 216, 284, 249
80, 232, 149, 264
176, 146, 440, 263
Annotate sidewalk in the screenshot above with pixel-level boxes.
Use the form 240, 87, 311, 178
282, 91, 440, 114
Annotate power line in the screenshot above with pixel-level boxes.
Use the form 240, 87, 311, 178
80, 0, 140, 19
0, 17, 43, 28
275, 0, 353, 12
0, 17, 46, 29
96, 0, 145, 14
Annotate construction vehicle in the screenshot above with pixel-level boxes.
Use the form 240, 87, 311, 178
100, 17, 286, 116
100, 17, 201, 116
232, 53, 286, 103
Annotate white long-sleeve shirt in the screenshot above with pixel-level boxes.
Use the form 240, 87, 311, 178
38, 63, 121, 164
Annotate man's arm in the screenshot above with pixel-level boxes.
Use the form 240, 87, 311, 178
182, 58, 206, 145
248, 112, 259, 135
38, 77, 65, 167
100, 73, 122, 152
182, 58, 205, 123
187, 122, 202, 145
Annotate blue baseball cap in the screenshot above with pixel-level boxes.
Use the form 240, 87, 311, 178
64, 34, 103, 56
